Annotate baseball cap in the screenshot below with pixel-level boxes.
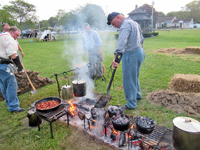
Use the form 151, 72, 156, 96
107, 12, 120, 25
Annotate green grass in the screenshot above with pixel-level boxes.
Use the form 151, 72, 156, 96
1, 29, 200, 149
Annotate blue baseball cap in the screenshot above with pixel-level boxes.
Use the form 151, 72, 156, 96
107, 12, 120, 25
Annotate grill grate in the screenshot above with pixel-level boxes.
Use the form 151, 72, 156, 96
35, 104, 69, 119
138, 126, 167, 146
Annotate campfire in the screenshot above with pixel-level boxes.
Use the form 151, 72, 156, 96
68, 99, 76, 116
29, 91, 172, 150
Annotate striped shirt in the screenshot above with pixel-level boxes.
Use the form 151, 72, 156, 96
114, 18, 144, 54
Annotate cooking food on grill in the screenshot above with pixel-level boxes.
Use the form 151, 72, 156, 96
37, 100, 60, 110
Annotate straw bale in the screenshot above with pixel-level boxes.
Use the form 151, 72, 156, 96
185, 47, 200, 54
169, 74, 200, 93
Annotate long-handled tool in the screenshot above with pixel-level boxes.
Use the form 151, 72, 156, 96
20, 62, 38, 94
95, 52, 123, 108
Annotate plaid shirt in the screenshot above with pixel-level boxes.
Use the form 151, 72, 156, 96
114, 18, 144, 54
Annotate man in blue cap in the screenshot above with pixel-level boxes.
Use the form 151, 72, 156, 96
107, 12, 145, 110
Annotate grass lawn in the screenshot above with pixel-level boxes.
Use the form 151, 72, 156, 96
0, 29, 200, 149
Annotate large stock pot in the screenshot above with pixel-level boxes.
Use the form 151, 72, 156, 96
173, 117, 200, 150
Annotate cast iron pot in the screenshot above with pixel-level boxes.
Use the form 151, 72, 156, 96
35, 97, 62, 112
112, 116, 130, 131
108, 105, 123, 117
136, 116, 155, 134
173, 117, 200, 150
72, 80, 86, 97
91, 107, 106, 120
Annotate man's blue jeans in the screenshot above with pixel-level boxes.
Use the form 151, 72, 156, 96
0, 64, 19, 112
122, 47, 145, 109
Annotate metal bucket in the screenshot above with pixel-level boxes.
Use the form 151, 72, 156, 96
61, 85, 73, 100
72, 80, 86, 97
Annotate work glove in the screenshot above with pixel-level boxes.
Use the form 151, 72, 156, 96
12, 56, 23, 73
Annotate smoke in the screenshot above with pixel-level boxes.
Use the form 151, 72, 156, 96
63, 35, 95, 99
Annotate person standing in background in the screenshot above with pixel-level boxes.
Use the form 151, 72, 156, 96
107, 12, 145, 110
82, 23, 103, 79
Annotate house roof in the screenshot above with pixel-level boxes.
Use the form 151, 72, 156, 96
128, 5, 147, 15
128, 5, 151, 20
129, 14, 151, 21
157, 17, 176, 22
173, 18, 193, 23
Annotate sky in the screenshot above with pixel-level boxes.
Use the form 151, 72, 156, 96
0, 0, 194, 21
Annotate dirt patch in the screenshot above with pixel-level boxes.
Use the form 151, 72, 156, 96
148, 89, 200, 117
155, 47, 200, 55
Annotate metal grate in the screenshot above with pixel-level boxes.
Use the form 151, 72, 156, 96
138, 126, 167, 146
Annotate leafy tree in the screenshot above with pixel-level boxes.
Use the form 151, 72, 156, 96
158, 12, 165, 17
78, 4, 106, 29
0, 9, 18, 31
3, 0, 37, 30
39, 20, 50, 31
184, 0, 200, 23
166, 11, 190, 19
48, 17, 58, 27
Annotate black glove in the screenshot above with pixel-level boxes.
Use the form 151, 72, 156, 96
12, 56, 23, 72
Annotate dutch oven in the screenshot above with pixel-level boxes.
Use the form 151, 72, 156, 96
108, 105, 123, 117
91, 107, 106, 120
173, 117, 200, 150
136, 116, 155, 134
112, 115, 130, 131
72, 80, 86, 97
35, 97, 62, 112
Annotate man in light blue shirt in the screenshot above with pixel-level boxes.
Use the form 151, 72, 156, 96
82, 23, 103, 79
107, 12, 145, 110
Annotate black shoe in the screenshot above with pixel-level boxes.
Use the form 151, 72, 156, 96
137, 97, 142, 100
12, 108, 25, 113
122, 105, 135, 110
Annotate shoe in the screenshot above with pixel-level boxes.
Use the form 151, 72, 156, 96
12, 108, 25, 113
122, 105, 135, 110
137, 97, 142, 100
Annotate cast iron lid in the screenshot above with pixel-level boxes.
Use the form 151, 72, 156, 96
173, 117, 200, 133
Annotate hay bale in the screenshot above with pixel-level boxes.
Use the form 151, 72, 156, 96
170, 74, 200, 93
185, 47, 200, 54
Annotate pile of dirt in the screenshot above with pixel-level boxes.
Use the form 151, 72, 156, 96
156, 47, 200, 55
148, 90, 200, 117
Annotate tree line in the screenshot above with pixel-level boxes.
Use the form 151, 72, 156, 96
0, 0, 200, 32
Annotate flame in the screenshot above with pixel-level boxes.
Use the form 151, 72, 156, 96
68, 99, 76, 116
112, 128, 118, 135
130, 124, 134, 129
90, 119, 96, 129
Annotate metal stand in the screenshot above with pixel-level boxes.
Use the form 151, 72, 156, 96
36, 110, 69, 139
